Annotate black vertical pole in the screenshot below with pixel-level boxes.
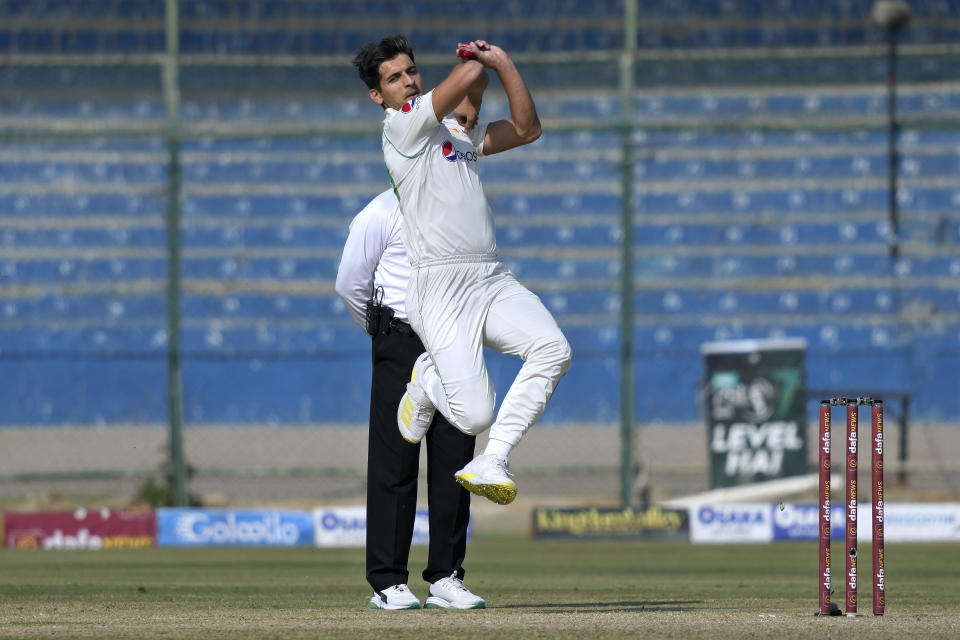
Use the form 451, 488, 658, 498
886, 27, 900, 261
164, 0, 186, 506
618, 0, 637, 509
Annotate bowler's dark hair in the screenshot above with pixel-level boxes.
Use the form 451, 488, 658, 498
352, 34, 416, 91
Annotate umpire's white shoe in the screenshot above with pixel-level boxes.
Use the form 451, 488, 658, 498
368, 584, 421, 610
397, 352, 435, 444
455, 454, 517, 505
425, 573, 486, 610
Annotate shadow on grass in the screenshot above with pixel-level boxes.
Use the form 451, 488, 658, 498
496, 600, 704, 613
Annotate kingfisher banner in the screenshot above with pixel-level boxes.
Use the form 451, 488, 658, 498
702, 338, 808, 488
532, 506, 688, 541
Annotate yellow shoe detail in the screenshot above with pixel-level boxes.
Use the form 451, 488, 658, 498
455, 475, 517, 506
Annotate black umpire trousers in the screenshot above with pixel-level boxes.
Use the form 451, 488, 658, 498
366, 319, 476, 592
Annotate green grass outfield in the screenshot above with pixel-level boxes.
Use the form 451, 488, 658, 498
1, 535, 958, 639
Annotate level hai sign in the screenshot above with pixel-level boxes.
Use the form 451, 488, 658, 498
702, 338, 808, 488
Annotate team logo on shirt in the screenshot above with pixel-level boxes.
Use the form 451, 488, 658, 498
401, 97, 419, 113
442, 141, 458, 162
441, 140, 478, 163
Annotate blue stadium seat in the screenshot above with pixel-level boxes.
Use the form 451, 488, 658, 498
7, 258, 165, 283
2, 227, 164, 248
487, 193, 619, 217
183, 224, 348, 249
0, 194, 164, 217
30, 293, 164, 320
180, 322, 367, 355
183, 195, 358, 217
482, 159, 620, 183
182, 256, 339, 280
496, 224, 618, 247
0, 325, 166, 352
561, 324, 619, 353
183, 293, 343, 319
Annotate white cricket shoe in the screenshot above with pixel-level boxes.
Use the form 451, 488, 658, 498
454, 454, 517, 505
425, 573, 486, 610
368, 584, 421, 610
397, 352, 436, 444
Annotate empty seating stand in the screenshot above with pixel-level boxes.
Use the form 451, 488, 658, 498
1, 1, 958, 424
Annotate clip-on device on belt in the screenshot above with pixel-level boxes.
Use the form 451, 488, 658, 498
364, 285, 390, 337
365, 284, 414, 337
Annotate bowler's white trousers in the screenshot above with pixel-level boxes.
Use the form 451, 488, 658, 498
405, 255, 572, 447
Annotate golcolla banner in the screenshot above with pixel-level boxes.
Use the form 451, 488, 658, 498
157, 509, 314, 547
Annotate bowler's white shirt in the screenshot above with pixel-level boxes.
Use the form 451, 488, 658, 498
381, 90, 494, 266
335, 189, 411, 327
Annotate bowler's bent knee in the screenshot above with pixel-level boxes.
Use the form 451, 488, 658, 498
451, 396, 496, 437
536, 332, 573, 380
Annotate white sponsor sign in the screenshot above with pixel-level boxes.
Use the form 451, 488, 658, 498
835, 503, 960, 543
690, 503, 772, 543
884, 503, 960, 542
312, 506, 430, 548
705, 501, 960, 544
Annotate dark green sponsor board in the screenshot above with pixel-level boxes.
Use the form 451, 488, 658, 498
532, 506, 689, 541
702, 338, 808, 489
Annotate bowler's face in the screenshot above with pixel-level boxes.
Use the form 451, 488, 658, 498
370, 54, 422, 111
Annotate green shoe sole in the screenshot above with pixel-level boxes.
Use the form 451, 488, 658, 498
368, 602, 420, 610
424, 601, 486, 610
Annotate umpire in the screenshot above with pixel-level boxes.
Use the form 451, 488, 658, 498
335, 187, 484, 610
